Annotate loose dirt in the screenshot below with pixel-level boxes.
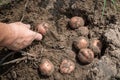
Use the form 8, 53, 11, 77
0, 0, 120, 80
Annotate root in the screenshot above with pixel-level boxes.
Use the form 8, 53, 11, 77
0, 51, 37, 66
1, 57, 27, 66
20, 0, 29, 22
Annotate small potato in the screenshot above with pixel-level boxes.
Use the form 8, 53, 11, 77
37, 22, 50, 35
69, 16, 84, 29
76, 26, 89, 36
78, 48, 94, 64
60, 59, 75, 74
39, 58, 54, 76
90, 39, 102, 55
73, 37, 89, 50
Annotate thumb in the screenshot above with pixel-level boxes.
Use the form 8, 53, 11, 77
34, 32, 43, 41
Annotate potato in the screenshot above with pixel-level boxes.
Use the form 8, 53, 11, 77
37, 22, 50, 35
78, 48, 94, 64
60, 59, 75, 74
39, 58, 54, 76
76, 26, 89, 36
90, 39, 102, 55
73, 37, 89, 50
69, 16, 84, 29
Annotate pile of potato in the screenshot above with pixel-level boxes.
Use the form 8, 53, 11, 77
37, 16, 102, 76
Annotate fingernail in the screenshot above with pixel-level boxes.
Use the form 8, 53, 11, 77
26, 24, 31, 29
35, 33, 43, 41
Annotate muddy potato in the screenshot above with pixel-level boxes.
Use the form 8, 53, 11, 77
76, 26, 89, 36
90, 39, 102, 55
39, 58, 54, 76
37, 22, 50, 35
66, 49, 76, 59
60, 59, 75, 74
78, 48, 94, 64
73, 37, 89, 50
69, 16, 84, 29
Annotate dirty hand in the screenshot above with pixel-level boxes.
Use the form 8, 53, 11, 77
5, 22, 42, 51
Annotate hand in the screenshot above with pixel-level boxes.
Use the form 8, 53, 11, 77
5, 22, 42, 51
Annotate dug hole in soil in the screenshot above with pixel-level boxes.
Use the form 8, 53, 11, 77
0, 0, 120, 80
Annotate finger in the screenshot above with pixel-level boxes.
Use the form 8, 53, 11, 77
18, 22, 31, 29
26, 24, 31, 29
14, 22, 25, 26
15, 22, 31, 29
34, 32, 43, 41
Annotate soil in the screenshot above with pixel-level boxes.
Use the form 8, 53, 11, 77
0, 0, 120, 80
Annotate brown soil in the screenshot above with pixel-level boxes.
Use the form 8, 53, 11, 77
0, 0, 120, 80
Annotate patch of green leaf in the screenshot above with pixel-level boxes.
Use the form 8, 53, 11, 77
102, 0, 107, 17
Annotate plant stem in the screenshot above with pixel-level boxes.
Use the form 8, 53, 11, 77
102, 0, 107, 17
